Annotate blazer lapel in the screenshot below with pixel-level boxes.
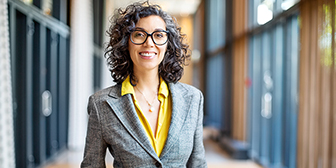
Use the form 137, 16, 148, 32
105, 85, 159, 161
160, 83, 192, 157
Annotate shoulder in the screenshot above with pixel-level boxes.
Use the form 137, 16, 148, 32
86, 84, 121, 114
169, 82, 203, 98
89, 84, 121, 101
169, 82, 202, 93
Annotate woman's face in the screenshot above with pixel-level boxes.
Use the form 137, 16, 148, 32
128, 15, 168, 73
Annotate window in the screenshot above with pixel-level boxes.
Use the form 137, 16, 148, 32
248, 0, 299, 167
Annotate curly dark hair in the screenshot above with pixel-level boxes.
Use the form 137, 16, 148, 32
105, 1, 190, 85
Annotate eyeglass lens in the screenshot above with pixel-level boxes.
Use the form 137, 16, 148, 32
131, 30, 168, 45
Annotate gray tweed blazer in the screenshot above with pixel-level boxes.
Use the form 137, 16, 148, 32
81, 82, 207, 168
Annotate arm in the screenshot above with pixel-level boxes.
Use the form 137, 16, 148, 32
187, 91, 207, 167
81, 96, 107, 168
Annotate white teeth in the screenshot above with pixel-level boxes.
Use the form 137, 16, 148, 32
140, 53, 155, 57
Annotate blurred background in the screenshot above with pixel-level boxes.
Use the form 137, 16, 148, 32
0, 0, 335, 168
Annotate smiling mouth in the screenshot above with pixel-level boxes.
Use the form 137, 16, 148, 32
139, 52, 156, 57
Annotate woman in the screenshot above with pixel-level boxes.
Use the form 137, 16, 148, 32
81, 1, 207, 167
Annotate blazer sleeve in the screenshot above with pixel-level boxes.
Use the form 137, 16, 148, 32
187, 91, 207, 167
81, 95, 108, 168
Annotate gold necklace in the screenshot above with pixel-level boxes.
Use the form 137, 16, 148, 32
135, 86, 157, 112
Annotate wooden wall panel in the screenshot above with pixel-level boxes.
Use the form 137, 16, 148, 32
298, 1, 310, 167
298, 0, 336, 167
232, 0, 248, 141
332, 62, 336, 168
176, 16, 194, 85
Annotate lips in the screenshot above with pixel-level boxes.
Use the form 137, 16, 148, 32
139, 51, 157, 59
140, 52, 156, 57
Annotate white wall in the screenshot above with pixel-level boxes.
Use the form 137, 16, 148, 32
68, 0, 94, 150
0, 0, 15, 167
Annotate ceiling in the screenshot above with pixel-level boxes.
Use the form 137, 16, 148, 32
113, 0, 201, 16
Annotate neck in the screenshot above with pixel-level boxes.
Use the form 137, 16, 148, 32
133, 68, 160, 93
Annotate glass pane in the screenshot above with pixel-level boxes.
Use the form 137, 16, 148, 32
281, 0, 300, 11
205, 54, 223, 128
206, 0, 225, 51
21, 0, 33, 4
257, 0, 274, 25
42, 0, 53, 16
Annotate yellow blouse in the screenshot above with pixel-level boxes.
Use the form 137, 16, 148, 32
121, 76, 172, 157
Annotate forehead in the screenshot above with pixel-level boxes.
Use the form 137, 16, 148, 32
135, 15, 166, 31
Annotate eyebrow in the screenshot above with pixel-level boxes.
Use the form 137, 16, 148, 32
133, 27, 166, 32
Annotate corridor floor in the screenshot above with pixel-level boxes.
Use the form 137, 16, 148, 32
43, 138, 262, 168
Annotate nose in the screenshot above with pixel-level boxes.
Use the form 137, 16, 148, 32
144, 35, 155, 47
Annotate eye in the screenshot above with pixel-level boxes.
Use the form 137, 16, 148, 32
133, 31, 145, 38
154, 32, 165, 38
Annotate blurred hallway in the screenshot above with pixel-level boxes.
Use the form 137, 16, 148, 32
1, 0, 336, 168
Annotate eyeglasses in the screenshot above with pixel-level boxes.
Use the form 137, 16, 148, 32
130, 29, 169, 45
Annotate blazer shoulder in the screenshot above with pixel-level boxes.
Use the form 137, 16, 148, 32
170, 82, 203, 96
90, 84, 121, 100
87, 84, 121, 115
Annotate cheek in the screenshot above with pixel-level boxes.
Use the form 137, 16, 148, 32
160, 45, 168, 56
128, 43, 139, 56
